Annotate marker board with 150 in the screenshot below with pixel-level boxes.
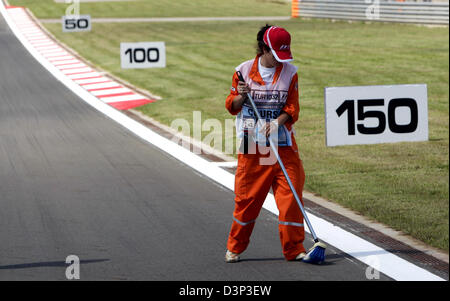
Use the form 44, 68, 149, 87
324, 84, 428, 147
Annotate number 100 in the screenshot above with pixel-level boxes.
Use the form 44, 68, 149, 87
124, 48, 160, 64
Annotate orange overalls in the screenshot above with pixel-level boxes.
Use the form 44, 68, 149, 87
225, 56, 306, 260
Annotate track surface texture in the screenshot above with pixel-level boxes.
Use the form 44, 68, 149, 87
0, 13, 391, 281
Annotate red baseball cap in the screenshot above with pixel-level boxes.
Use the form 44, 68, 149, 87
263, 26, 293, 62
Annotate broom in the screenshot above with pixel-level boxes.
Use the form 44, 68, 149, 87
236, 71, 326, 264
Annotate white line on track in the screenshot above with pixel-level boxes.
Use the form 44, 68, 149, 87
36, 45, 61, 49
0, 3, 444, 281
41, 51, 67, 56
82, 82, 121, 90
76, 78, 110, 85
67, 72, 101, 80
100, 94, 146, 103
60, 67, 93, 74
43, 52, 71, 58
54, 60, 82, 66
39, 16, 292, 23
33, 42, 57, 47
36, 47, 61, 52
58, 63, 88, 70
23, 33, 46, 37
27, 37, 49, 42
211, 161, 238, 168
90, 87, 131, 96
48, 56, 79, 62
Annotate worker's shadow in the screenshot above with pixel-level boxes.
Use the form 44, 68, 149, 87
0, 259, 109, 270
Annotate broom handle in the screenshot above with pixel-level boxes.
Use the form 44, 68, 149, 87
236, 71, 319, 243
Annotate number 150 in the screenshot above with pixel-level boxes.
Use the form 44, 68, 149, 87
336, 98, 418, 135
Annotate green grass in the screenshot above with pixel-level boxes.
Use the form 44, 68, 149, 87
9, 0, 291, 18
10, 0, 449, 251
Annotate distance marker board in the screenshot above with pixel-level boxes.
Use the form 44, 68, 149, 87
62, 15, 91, 33
120, 42, 166, 69
325, 84, 428, 147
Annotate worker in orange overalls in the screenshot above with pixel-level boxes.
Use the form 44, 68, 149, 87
225, 25, 307, 262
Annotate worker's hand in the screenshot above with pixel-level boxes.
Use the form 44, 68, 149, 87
237, 81, 250, 97
260, 120, 279, 137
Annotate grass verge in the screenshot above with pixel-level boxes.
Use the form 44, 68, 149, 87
8, 0, 292, 18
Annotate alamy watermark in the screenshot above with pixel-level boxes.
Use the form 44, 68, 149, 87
170, 111, 279, 165
365, 0, 380, 20
365, 256, 381, 280
65, 0, 80, 18
65, 255, 80, 280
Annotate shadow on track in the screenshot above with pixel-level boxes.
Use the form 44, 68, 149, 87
0, 259, 110, 270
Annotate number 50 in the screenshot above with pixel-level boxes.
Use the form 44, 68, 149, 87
65, 18, 89, 30
336, 98, 418, 135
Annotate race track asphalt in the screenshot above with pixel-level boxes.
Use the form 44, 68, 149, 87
0, 13, 390, 281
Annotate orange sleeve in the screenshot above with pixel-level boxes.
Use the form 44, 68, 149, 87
225, 72, 242, 115
281, 73, 299, 129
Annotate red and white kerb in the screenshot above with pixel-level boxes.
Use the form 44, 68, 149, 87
5, 6, 156, 111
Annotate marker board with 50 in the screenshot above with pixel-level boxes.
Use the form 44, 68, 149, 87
62, 15, 91, 33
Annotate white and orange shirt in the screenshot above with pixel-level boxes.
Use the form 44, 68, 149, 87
225, 55, 300, 147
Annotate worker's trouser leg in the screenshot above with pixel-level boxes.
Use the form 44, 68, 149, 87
273, 147, 306, 260
226, 151, 273, 255
226, 146, 306, 260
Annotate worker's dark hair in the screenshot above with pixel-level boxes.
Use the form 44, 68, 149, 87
256, 24, 272, 56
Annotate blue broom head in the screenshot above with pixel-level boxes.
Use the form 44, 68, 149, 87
302, 242, 327, 264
